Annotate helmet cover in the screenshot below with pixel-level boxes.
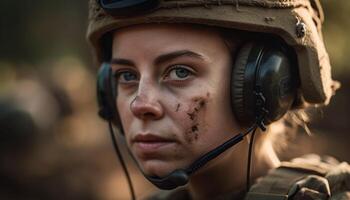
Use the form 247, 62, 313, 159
87, 0, 339, 105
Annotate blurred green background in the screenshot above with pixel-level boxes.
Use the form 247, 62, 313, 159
0, 1, 349, 199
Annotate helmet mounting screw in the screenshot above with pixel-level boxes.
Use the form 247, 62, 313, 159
296, 20, 307, 38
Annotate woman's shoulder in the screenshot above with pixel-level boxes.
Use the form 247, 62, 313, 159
246, 154, 350, 200
142, 155, 350, 200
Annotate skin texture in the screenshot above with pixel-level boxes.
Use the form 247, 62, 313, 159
111, 24, 280, 199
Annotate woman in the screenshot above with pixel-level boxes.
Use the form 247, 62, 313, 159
88, 0, 349, 199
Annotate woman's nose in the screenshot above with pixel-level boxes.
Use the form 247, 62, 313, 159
130, 93, 164, 120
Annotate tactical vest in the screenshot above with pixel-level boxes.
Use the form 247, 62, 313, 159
246, 154, 350, 200
144, 155, 350, 200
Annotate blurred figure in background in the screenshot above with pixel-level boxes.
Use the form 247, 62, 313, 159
0, 63, 114, 200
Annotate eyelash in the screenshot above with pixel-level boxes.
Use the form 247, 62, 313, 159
114, 69, 139, 84
164, 65, 195, 80
113, 64, 196, 84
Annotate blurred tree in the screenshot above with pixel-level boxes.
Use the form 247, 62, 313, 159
322, 1, 350, 75
0, 0, 90, 67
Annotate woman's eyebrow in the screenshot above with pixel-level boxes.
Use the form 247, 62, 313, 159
110, 58, 136, 67
110, 50, 204, 67
154, 50, 205, 65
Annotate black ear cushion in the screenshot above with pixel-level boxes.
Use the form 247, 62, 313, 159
231, 43, 254, 125
96, 63, 126, 134
97, 63, 115, 120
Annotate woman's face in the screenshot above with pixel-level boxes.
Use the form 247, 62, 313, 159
112, 24, 242, 177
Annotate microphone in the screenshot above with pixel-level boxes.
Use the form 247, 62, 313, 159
145, 125, 258, 190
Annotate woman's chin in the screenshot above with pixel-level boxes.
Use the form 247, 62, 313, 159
140, 160, 183, 178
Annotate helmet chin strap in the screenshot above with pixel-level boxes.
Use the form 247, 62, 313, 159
107, 121, 136, 200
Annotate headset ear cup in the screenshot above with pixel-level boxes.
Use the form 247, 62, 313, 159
96, 63, 125, 134
256, 43, 297, 125
231, 41, 297, 127
97, 63, 117, 120
231, 43, 255, 126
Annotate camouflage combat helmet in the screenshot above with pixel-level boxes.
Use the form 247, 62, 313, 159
87, 0, 339, 106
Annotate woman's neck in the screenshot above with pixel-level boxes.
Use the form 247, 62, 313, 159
188, 137, 280, 200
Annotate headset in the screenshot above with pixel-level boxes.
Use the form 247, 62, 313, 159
96, 0, 298, 199
97, 39, 297, 129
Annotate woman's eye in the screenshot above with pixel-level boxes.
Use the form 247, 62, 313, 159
166, 65, 193, 80
116, 71, 138, 83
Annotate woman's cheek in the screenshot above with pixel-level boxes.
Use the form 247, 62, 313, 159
173, 92, 211, 144
116, 95, 136, 145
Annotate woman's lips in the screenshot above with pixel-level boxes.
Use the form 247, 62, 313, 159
132, 134, 177, 153
136, 141, 173, 150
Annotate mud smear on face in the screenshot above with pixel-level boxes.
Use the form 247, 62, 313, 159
175, 103, 181, 112
185, 92, 210, 143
